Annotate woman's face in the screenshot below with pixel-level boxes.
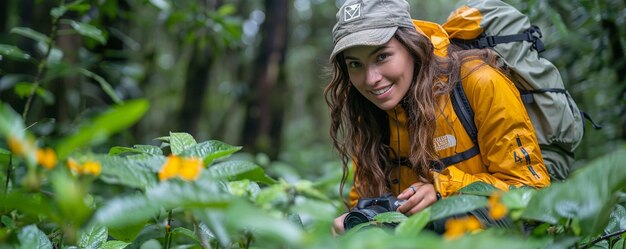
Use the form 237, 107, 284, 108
343, 38, 414, 111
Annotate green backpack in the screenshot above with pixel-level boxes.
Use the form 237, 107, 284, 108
441, 0, 601, 181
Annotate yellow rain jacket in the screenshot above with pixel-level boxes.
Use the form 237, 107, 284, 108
348, 20, 550, 206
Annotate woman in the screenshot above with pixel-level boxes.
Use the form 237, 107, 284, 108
325, 0, 550, 234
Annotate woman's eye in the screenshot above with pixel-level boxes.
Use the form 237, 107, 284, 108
376, 53, 389, 62
347, 61, 361, 68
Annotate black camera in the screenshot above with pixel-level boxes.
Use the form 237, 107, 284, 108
343, 194, 406, 230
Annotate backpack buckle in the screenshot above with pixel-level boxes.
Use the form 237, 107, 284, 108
526, 26, 546, 53
475, 36, 497, 49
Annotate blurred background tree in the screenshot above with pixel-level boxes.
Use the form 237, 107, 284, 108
0, 0, 624, 179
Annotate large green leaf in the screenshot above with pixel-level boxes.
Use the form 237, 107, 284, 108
10, 27, 50, 44
428, 195, 487, 221
522, 149, 626, 236
0, 192, 56, 221
446, 229, 551, 249
17, 225, 53, 249
93, 195, 161, 228
70, 21, 106, 44
0, 44, 32, 61
395, 209, 430, 236
457, 181, 498, 196
179, 140, 242, 165
78, 224, 108, 249
169, 132, 196, 155
222, 199, 303, 247
145, 179, 231, 209
107, 222, 145, 242
50, 170, 92, 227
55, 99, 149, 159
206, 160, 277, 185
96, 155, 160, 190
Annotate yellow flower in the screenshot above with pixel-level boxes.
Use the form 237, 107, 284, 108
159, 155, 181, 181
66, 158, 101, 176
158, 155, 203, 181
488, 193, 508, 220
444, 216, 482, 240
179, 157, 202, 181
67, 158, 81, 173
8, 136, 26, 155
82, 161, 102, 176
36, 148, 57, 169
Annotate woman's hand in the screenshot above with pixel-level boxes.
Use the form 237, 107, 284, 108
332, 213, 348, 236
396, 182, 438, 215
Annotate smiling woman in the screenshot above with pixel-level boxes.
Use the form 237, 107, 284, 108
324, 0, 550, 234
343, 39, 415, 111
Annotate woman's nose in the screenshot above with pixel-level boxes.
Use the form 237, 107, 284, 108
365, 65, 382, 86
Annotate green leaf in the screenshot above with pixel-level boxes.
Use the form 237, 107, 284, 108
13, 82, 55, 104
109, 145, 163, 156
395, 209, 430, 236
99, 241, 130, 249
206, 160, 277, 185
78, 225, 108, 249
1, 216, 15, 229
457, 181, 498, 196
171, 227, 199, 243
169, 132, 196, 155
224, 200, 303, 246
79, 68, 122, 103
17, 225, 53, 249
50, 6, 67, 18
96, 155, 160, 190
10, 27, 50, 44
93, 195, 161, 228
0, 192, 56, 221
145, 179, 231, 209
179, 140, 242, 165
373, 211, 407, 224
603, 204, 626, 235
0, 44, 32, 61
107, 222, 145, 242
447, 229, 551, 249
193, 212, 229, 248
50, 170, 92, 227
522, 149, 626, 236
69, 20, 106, 44
429, 195, 487, 221
55, 99, 149, 159
295, 180, 332, 202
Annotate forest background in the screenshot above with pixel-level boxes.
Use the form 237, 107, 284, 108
1, 0, 626, 248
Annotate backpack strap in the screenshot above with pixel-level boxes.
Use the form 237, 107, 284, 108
434, 81, 481, 170
451, 25, 545, 53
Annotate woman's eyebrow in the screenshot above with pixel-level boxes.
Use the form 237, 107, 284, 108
344, 45, 389, 60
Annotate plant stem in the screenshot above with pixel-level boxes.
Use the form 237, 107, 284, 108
21, 0, 64, 121
165, 209, 173, 249
581, 228, 626, 249
4, 154, 12, 194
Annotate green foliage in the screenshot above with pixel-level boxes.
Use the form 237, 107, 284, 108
2, 99, 625, 248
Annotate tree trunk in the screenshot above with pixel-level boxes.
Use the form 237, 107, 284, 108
241, 0, 289, 158
176, 1, 222, 136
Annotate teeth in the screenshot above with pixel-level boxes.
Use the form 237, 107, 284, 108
372, 85, 392, 95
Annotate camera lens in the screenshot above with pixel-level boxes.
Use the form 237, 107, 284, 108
343, 206, 389, 230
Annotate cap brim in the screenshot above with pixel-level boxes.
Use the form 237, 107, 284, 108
329, 26, 398, 62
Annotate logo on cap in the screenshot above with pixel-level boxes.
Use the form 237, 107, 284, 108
344, 3, 361, 22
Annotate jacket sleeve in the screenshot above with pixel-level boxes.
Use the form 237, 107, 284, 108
435, 61, 551, 196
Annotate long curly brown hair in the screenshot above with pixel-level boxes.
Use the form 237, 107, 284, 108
324, 27, 500, 208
